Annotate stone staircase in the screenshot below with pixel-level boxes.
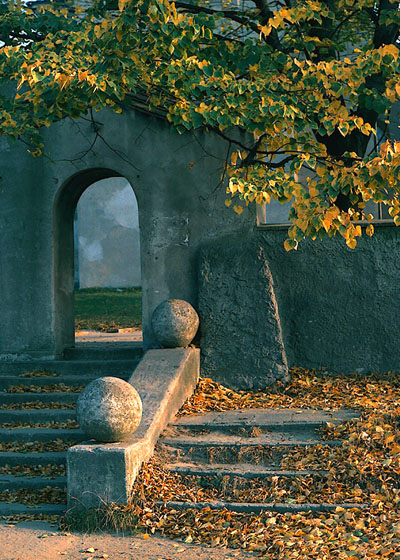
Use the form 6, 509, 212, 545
155, 408, 363, 514
0, 356, 366, 518
0, 343, 142, 516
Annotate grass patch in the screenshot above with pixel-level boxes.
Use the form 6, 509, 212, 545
62, 504, 140, 534
74, 287, 142, 331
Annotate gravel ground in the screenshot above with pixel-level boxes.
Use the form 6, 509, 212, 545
0, 521, 252, 560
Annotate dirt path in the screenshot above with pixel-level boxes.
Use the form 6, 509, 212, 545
75, 328, 143, 344
0, 521, 252, 560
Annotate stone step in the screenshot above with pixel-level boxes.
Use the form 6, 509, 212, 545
166, 462, 328, 479
159, 433, 340, 466
155, 501, 367, 514
0, 359, 140, 376
63, 342, 143, 361
0, 502, 66, 515
173, 409, 360, 434
160, 431, 341, 447
0, 410, 76, 423
0, 428, 85, 443
0, 375, 122, 390
153, 408, 366, 516
0, 451, 67, 466
0, 475, 67, 490
0, 393, 79, 404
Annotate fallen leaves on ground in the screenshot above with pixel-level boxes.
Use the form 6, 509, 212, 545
179, 369, 400, 415
0, 420, 79, 430
120, 503, 400, 557
5, 384, 85, 393
63, 369, 400, 558
19, 371, 60, 378
0, 513, 61, 524
75, 320, 122, 332
0, 486, 66, 505
0, 401, 76, 410
131, 458, 370, 506
0, 464, 66, 478
0, 440, 75, 453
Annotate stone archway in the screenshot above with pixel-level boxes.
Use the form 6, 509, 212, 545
53, 168, 140, 357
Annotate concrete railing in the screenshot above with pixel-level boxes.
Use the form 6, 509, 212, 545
67, 347, 200, 508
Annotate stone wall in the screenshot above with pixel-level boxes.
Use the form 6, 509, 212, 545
199, 238, 288, 390
1, 106, 400, 386
198, 226, 400, 383
0, 109, 252, 358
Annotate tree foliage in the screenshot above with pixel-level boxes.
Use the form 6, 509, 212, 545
2, 0, 400, 248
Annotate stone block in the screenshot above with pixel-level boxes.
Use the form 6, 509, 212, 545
199, 237, 289, 390
67, 347, 200, 508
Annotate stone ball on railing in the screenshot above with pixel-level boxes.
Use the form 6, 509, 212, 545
76, 377, 142, 443
151, 299, 199, 348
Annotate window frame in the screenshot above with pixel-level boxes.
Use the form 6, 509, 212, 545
256, 202, 395, 230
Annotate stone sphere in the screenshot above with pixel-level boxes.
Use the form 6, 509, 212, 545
76, 377, 142, 443
151, 299, 199, 348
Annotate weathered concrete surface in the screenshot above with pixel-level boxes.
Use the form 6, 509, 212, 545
198, 227, 400, 379
155, 500, 365, 514
173, 408, 360, 429
67, 347, 199, 508
0, 110, 252, 358
76, 377, 142, 442
257, 227, 400, 373
152, 299, 199, 347
199, 237, 288, 389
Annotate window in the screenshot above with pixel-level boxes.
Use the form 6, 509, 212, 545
257, 198, 393, 227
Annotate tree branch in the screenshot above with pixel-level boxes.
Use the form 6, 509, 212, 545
173, 1, 261, 35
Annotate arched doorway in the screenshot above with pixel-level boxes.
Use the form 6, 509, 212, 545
53, 169, 142, 357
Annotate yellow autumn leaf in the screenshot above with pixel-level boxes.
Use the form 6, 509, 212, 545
366, 224, 374, 237
346, 238, 357, 249
284, 238, 298, 251
380, 43, 399, 59
196, 103, 208, 115
259, 25, 271, 38
118, 0, 130, 11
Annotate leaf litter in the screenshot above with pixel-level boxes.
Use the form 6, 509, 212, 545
64, 368, 400, 558
3, 367, 400, 557
19, 370, 60, 378
0, 440, 75, 453
0, 401, 76, 410
0, 464, 66, 478
0, 486, 66, 505
0, 420, 79, 429
5, 384, 85, 393
179, 369, 400, 415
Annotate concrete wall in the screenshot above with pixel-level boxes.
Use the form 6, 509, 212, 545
1, 107, 400, 386
0, 109, 253, 360
198, 225, 400, 386
75, 178, 141, 288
